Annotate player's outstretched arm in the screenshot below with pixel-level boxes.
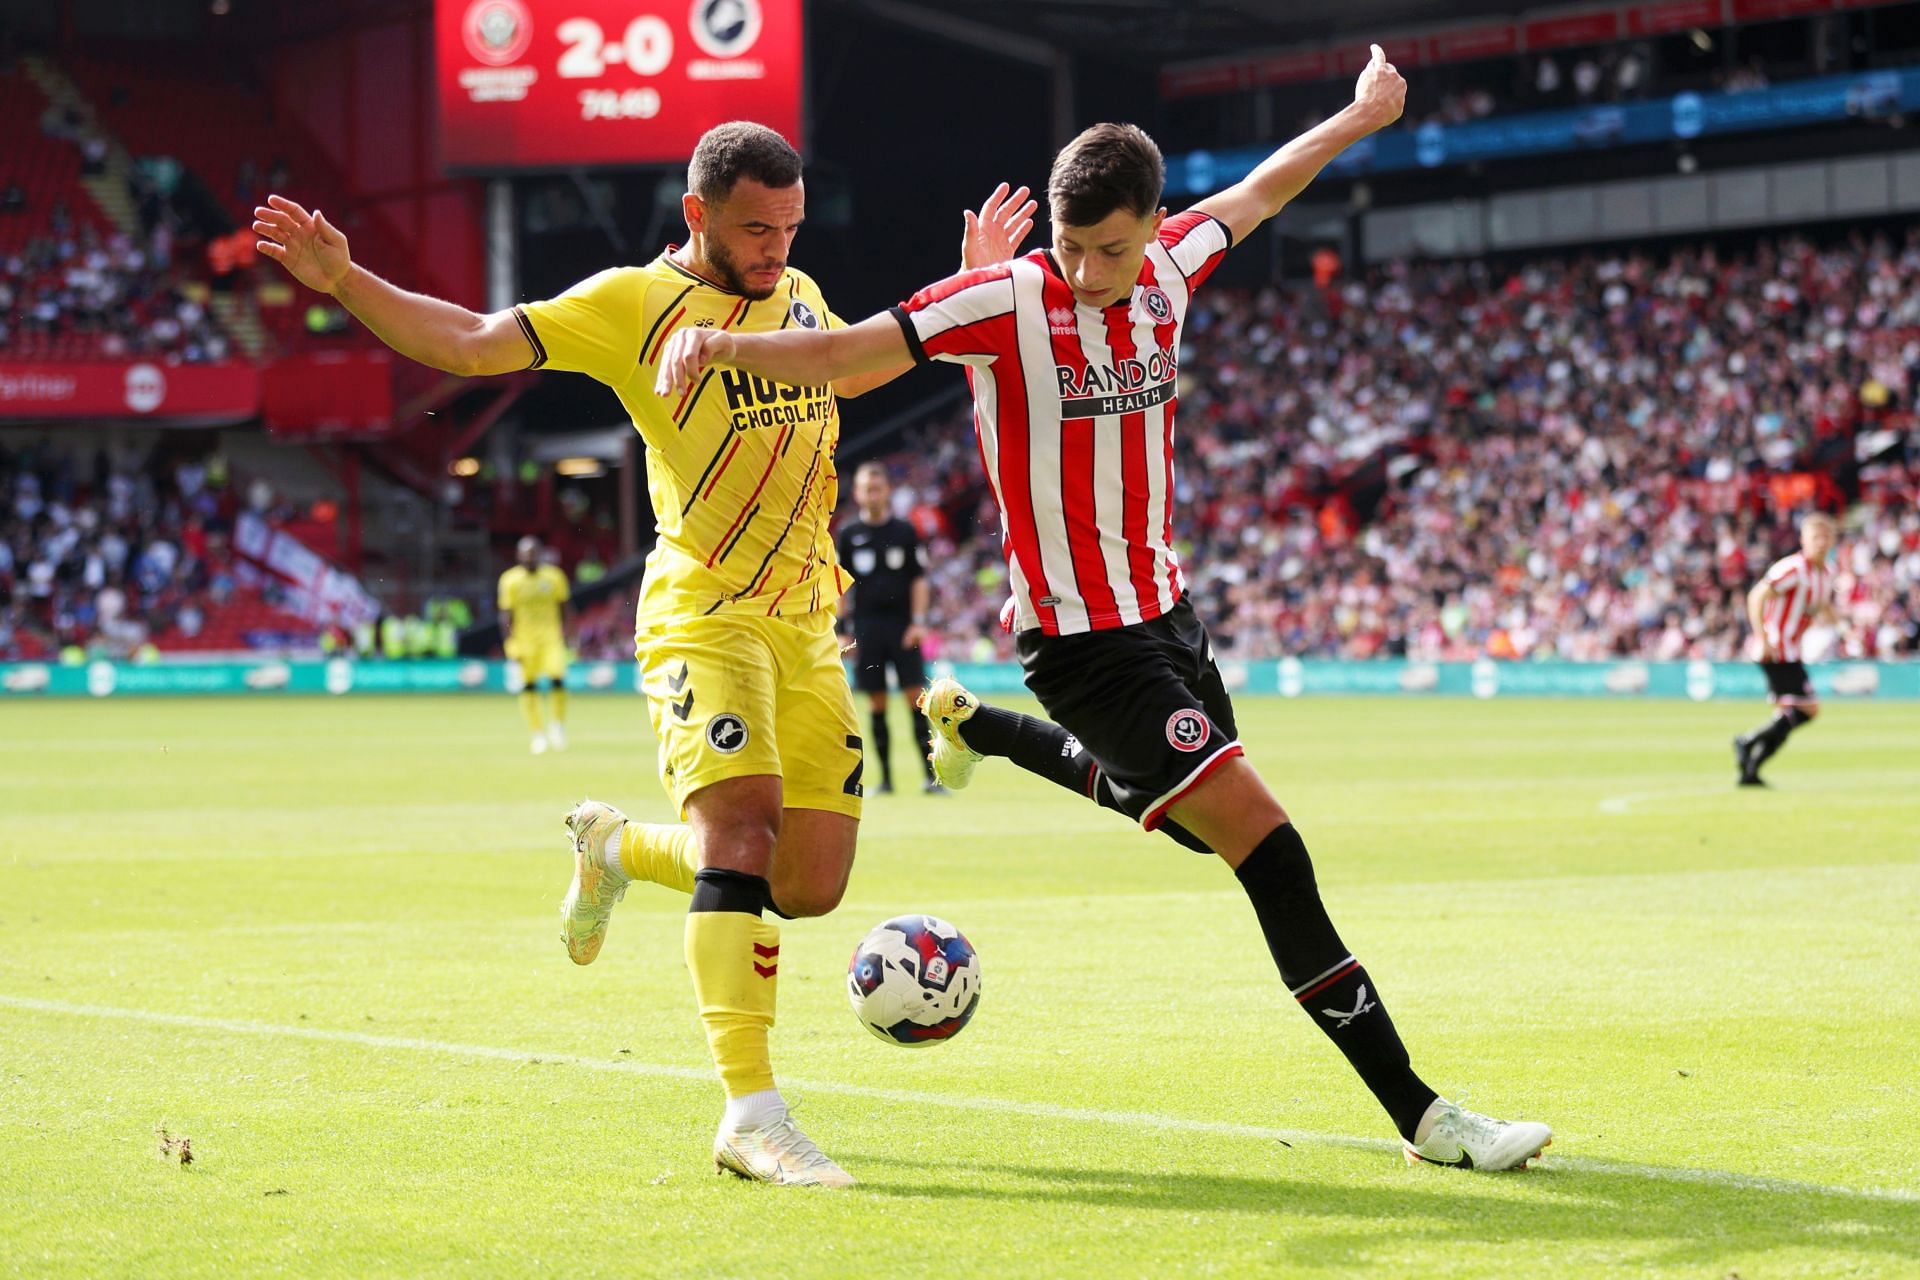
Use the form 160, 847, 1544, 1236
658, 313, 911, 398
254, 194, 533, 378
1194, 44, 1405, 245
831, 183, 1035, 400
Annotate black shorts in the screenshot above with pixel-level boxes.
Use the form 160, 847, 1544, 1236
1017, 597, 1242, 831
851, 619, 927, 694
1760, 660, 1815, 704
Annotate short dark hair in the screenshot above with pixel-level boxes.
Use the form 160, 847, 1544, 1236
688, 121, 802, 205
1048, 123, 1164, 227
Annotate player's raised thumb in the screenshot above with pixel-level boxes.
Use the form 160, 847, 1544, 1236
1370, 42, 1384, 63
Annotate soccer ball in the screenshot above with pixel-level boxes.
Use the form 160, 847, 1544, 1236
846, 915, 981, 1046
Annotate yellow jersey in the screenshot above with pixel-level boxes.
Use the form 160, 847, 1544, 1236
516, 254, 849, 625
497, 563, 570, 638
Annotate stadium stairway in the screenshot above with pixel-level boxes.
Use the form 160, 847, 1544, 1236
208, 292, 268, 359
0, 63, 116, 252
18, 56, 141, 242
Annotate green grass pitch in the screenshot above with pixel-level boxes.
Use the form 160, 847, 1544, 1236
4, 692, 1918, 1278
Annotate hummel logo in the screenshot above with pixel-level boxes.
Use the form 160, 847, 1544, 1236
753, 942, 779, 979
667, 663, 690, 693
1047, 306, 1077, 335
1322, 984, 1377, 1029
671, 690, 695, 721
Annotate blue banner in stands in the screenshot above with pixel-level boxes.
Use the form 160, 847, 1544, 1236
1166, 67, 1920, 194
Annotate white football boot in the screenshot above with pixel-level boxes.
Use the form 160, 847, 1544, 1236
547, 722, 568, 752
1404, 1100, 1552, 1171
714, 1113, 855, 1188
530, 732, 549, 755
917, 677, 985, 791
559, 798, 628, 965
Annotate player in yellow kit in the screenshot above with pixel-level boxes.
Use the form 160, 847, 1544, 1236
253, 122, 1035, 1187
497, 535, 571, 754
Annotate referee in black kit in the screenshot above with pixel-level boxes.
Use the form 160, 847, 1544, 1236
837, 461, 942, 794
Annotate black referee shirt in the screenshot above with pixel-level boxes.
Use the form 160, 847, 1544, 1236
836, 516, 923, 623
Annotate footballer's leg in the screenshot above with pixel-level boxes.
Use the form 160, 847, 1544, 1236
518, 666, 548, 754
546, 673, 569, 751
767, 610, 865, 920
684, 777, 852, 1188
1170, 760, 1549, 1170
866, 690, 895, 794
1739, 664, 1817, 786
920, 676, 1213, 853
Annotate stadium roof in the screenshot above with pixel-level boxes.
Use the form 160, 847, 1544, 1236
843, 0, 1521, 67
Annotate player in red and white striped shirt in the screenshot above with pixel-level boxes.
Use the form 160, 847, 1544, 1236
1735, 512, 1839, 786
658, 46, 1551, 1173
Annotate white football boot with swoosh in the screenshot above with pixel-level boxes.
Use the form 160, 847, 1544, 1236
1405, 1100, 1552, 1171
714, 1114, 855, 1188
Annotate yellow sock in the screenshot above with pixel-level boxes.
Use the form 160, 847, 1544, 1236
518, 689, 544, 733
685, 910, 778, 1097
550, 686, 568, 724
619, 823, 700, 893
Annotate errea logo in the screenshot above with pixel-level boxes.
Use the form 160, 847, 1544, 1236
1046, 306, 1077, 335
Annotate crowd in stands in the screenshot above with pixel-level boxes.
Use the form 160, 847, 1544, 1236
1, 219, 231, 362
10, 227, 1919, 667
1, 65, 235, 362
866, 230, 1920, 664
0, 441, 250, 660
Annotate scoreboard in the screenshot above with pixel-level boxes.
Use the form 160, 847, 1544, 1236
435, 0, 803, 170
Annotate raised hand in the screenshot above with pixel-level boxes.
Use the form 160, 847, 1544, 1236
1353, 43, 1407, 132
254, 194, 352, 294
655, 326, 737, 397
961, 182, 1038, 271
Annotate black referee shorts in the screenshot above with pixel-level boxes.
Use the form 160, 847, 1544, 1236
1016, 597, 1242, 831
851, 618, 928, 694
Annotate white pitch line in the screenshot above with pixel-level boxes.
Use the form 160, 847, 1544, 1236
5, 994, 1916, 1205
1598, 787, 1741, 815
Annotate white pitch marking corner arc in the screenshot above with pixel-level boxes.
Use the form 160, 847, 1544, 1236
3, 994, 1914, 1205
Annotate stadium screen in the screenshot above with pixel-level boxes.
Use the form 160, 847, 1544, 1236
434, 0, 803, 171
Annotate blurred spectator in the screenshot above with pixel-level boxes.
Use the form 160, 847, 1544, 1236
1, 220, 232, 362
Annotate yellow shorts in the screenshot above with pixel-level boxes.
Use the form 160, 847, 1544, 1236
636, 609, 863, 820
511, 636, 569, 682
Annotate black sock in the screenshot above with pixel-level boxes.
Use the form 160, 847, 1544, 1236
910, 706, 935, 780
1234, 824, 1438, 1142
1747, 709, 1807, 769
690, 867, 767, 916
961, 703, 1212, 853
870, 709, 893, 789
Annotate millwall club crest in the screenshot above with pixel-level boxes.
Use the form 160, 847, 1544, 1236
706, 713, 749, 754
789, 299, 820, 329
1135, 285, 1173, 325
691, 0, 763, 59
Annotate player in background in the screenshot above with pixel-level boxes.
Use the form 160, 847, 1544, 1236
1735, 512, 1838, 786
836, 461, 940, 794
658, 49, 1551, 1172
498, 535, 572, 754
254, 126, 1034, 1188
